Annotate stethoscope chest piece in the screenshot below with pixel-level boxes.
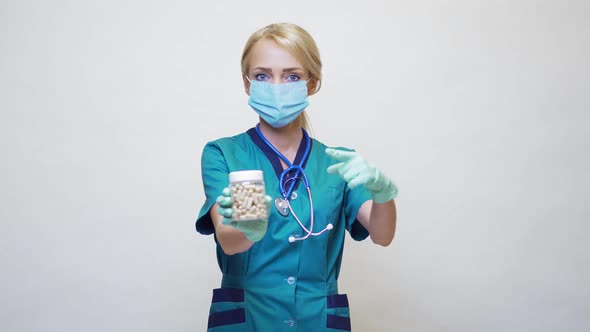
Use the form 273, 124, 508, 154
275, 197, 290, 216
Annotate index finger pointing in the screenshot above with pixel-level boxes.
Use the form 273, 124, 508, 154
325, 148, 356, 161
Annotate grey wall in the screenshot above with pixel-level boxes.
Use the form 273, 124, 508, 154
1, 0, 588, 331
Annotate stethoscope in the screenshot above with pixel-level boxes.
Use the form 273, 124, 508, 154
255, 124, 333, 242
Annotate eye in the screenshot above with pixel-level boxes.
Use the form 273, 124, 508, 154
255, 73, 269, 81
285, 74, 301, 82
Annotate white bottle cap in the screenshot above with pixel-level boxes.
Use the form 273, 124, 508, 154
229, 170, 264, 183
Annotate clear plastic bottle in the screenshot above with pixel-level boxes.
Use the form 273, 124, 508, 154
229, 170, 267, 221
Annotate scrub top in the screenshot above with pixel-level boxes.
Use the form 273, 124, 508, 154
196, 128, 372, 331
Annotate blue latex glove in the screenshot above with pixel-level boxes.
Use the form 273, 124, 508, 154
216, 187, 272, 242
326, 148, 398, 203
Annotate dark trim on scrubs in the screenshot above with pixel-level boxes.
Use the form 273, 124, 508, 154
207, 308, 246, 328
326, 314, 352, 330
327, 294, 350, 308
246, 127, 312, 193
212, 288, 245, 303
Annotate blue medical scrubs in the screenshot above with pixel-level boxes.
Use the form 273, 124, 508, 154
196, 128, 371, 331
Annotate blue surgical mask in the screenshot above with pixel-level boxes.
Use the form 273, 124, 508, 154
246, 77, 309, 128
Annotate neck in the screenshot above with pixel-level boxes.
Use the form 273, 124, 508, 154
258, 121, 303, 155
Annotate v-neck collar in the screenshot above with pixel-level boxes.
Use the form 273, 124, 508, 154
247, 127, 312, 192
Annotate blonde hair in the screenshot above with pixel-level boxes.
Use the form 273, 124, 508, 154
241, 23, 322, 133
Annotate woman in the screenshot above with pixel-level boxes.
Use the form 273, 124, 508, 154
196, 23, 398, 331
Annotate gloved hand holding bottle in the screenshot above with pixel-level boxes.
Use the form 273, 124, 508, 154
325, 148, 398, 203
216, 187, 272, 242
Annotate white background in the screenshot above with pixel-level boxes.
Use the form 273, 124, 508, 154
1, 0, 589, 331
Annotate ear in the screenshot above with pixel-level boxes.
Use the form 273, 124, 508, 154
243, 75, 251, 95
307, 78, 319, 96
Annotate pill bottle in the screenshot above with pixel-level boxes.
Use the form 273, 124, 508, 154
229, 170, 267, 221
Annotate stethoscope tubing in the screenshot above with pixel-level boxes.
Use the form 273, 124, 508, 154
255, 124, 332, 242
255, 124, 311, 200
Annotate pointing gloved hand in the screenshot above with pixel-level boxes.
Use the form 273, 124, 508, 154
216, 187, 272, 242
326, 148, 398, 203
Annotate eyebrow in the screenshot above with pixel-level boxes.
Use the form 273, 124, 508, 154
252, 67, 304, 72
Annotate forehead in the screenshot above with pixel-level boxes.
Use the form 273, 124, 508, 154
249, 38, 303, 70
